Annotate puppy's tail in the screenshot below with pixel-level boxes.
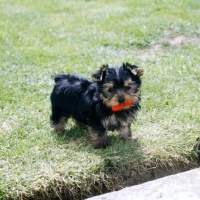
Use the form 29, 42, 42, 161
54, 74, 70, 83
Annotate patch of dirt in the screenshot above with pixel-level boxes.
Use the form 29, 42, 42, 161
123, 35, 198, 61
160, 35, 196, 47
150, 35, 197, 51
114, 161, 198, 189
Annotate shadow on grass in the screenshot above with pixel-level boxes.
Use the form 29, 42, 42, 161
54, 125, 89, 147
55, 124, 145, 168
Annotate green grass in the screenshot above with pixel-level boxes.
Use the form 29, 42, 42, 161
0, 0, 200, 199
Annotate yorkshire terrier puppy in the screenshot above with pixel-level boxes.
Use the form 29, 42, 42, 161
50, 63, 143, 148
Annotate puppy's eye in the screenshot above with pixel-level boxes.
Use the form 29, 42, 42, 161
125, 86, 131, 91
108, 88, 114, 93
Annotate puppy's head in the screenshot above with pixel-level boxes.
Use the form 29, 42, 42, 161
92, 63, 143, 111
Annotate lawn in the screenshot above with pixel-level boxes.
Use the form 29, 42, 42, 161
0, 0, 200, 199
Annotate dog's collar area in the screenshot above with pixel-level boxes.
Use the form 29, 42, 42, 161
111, 100, 133, 112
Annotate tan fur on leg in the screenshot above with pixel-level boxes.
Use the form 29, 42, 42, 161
118, 124, 138, 141
52, 117, 68, 133
89, 128, 107, 149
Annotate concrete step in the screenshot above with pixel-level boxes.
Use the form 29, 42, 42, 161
87, 168, 200, 200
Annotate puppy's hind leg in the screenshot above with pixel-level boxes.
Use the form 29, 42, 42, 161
50, 107, 68, 133
52, 117, 68, 133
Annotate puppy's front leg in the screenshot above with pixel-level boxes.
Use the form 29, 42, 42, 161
89, 127, 108, 149
119, 124, 138, 141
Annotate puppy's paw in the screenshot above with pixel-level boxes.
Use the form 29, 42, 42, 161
130, 135, 139, 142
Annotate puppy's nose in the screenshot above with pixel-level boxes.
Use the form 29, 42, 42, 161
118, 97, 125, 104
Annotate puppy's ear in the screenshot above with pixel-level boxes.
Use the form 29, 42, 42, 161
92, 64, 108, 82
123, 62, 143, 77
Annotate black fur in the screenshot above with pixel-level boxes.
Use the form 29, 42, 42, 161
50, 63, 143, 148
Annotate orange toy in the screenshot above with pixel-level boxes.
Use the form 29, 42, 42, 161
111, 100, 133, 112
